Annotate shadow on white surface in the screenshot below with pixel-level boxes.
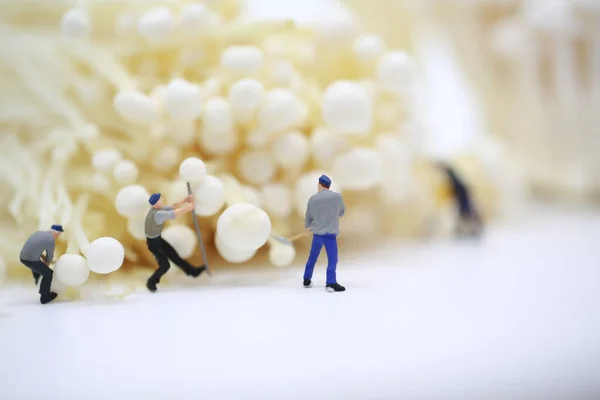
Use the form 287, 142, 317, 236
1, 205, 599, 399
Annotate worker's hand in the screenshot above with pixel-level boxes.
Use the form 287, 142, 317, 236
304, 228, 312, 236
186, 202, 195, 213
185, 194, 194, 203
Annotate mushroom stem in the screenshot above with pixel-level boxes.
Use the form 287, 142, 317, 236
72, 194, 91, 257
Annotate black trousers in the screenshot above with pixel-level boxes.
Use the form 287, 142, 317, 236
146, 236, 195, 283
20, 259, 53, 296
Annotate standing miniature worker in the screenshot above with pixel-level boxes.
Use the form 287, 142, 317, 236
145, 193, 206, 292
19, 225, 63, 304
435, 162, 483, 237
303, 175, 347, 292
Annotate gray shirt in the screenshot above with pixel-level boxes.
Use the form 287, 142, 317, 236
305, 189, 346, 235
145, 206, 175, 239
20, 231, 56, 262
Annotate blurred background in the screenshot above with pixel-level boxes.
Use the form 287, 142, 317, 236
251, 0, 600, 203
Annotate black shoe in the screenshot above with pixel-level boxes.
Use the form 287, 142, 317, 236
40, 292, 58, 304
303, 279, 312, 288
190, 266, 206, 278
146, 280, 157, 292
326, 283, 346, 292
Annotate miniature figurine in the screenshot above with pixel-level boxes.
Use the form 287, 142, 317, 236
303, 175, 347, 292
145, 193, 206, 292
19, 225, 64, 304
435, 162, 483, 238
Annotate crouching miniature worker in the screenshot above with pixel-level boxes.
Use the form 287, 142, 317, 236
303, 175, 346, 292
145, 193, 206, 292
19, 225, 63, 304
435, 162, 483, 238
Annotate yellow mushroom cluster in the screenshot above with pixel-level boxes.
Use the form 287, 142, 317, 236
0, 0, 504, 295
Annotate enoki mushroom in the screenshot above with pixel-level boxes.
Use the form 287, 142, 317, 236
0, 0, 503, 297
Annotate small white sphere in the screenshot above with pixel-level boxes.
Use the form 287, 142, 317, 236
200, 97, 238, 155
243, 185, 262, 207
376, 50, 416, 96
228, 78, 265, 121
164, 78, 204, 120
322, 80, 373, 136
86, 237, 125, 274
137, 6, 175, 42
194, 175, 225, 216
162, 225, 197, 259
153, 145, 181, 170
216, 203, 272, 251
115, 184, 150, 218
310, 127, 350, 168
353, 34, 386, 62
221, 45, 265, 76
179, 157, 207, 183
258, 89, 302, 134
92, 149, 122, 172
261, 183, 293, 218
61, 8, 91, 38
55, 254, 90, 286
271, 130, 309, 168
113, 160, 139, 185
180, 3, 215, 34
332, 148, 384, 190
127, 216, 146, 240
215, 234, 256, 263
268, 242, 296, 268
114, 90, 160, 125
238, 150, 275, 185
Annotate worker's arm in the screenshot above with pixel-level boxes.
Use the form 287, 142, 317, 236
170, 195, 193, 209
338, 194, 346, 218
304, 198, 314, 229
154, 203, 194, 224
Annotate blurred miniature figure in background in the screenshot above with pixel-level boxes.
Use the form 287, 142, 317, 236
435, 162, 483, 238
145, 193, 206, 292
303, 175, 347, 292
19, 225, 63, 304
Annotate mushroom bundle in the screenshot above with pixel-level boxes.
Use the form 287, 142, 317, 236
0, 0, 502, 289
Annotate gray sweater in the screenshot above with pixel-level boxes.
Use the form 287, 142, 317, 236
145, 206, 175, 239
305, 189, 346, 235
20, 231, 56, 262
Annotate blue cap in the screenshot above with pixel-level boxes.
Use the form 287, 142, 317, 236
51, 224, 64, 232
318, 175, 331, 188
149, 193, 161, 205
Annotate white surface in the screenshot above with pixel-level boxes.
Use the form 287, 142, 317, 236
1, 205, 599, 399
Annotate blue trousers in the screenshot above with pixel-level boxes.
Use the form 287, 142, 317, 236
303, 234, 338, 284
